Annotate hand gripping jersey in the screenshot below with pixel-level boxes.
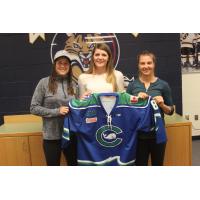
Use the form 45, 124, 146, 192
62, 92, 167, 166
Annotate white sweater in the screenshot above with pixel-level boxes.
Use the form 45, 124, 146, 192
78, 70, 125, 97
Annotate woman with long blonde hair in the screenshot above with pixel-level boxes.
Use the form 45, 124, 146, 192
78, 43, 124, 97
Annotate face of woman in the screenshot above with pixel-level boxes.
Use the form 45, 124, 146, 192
55, 57, 70, 76
93, 48, 109, 71
138, 55, 155, 76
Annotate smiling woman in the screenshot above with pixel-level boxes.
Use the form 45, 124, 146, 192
93, 48, 109, 73
126, 50, 174, 166
30, 50, 77, 166
78, 43, 125, 98
55, 58, 70, 77
138, 52, 156, 77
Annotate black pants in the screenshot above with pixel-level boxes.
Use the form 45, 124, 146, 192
43, 136, 77, 166
135, 138, 166, 166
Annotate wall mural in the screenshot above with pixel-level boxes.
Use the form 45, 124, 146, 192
50, 33, 134, 87
0, 33, 182, 116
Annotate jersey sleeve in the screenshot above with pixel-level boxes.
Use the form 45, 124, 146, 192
138, 97, 167, 143
62, 101, 82, 149
61, 95, 93, 149
62, 116, 71, 149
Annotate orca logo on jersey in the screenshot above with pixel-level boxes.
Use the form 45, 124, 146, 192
96, 125, 122, 147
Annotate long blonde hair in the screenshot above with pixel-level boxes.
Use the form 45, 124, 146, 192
86, 43, 118, 91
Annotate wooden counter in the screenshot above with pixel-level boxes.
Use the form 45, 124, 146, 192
0, 122, 44, 166
164, 114, 192, 166
0, 114, 192, 166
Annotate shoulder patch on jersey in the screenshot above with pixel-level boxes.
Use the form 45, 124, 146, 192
86, 109, 97, 117
86, 117, 97, 123
130, 95, 138, 103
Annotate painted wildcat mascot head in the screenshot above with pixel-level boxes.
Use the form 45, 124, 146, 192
64, 33, 104, 80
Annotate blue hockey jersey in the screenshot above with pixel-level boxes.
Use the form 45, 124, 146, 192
62, 92, 167, 166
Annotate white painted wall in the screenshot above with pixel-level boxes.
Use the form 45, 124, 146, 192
182, 73, 200, 136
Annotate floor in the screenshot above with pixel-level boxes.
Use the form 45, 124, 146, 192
192, 139, 200, 165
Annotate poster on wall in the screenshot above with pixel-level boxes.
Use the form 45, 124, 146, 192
181, 33, 200, 73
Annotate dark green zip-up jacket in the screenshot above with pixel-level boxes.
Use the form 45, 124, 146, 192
126, 78, 174, 117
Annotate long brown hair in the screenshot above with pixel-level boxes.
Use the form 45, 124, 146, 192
48, 57, 74, 95
86, 43, 118, 91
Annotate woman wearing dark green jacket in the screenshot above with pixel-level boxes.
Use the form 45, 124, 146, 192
127, 50, 174, 166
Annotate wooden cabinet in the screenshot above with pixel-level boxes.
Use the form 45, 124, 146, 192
0, 122, 43, 166
0, 115, 67, 166
164, 115, 192, 166
164, 126, 191, 165
0, 136, 31, 166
